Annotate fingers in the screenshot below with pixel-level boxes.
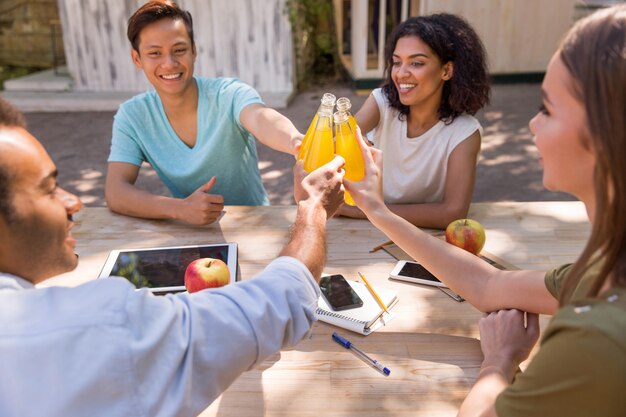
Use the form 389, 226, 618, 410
525, 312, 540, 338
293, 160, 306, 180
325, 155, 346, 174
293, 139, 302, 158
197, 176, 217, 193
370, 146, 384, 172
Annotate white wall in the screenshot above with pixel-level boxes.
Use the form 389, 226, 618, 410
57, 0, 294, 105
419, 0, 579, 73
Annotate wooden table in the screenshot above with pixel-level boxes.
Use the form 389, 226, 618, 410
44, 202, 590, 416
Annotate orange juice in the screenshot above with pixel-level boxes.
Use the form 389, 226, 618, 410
334, 111, 365, 206
297, 93, 336, 161
303, 112, 335, 172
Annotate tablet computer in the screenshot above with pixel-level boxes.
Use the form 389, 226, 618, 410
98, 243, 238, 295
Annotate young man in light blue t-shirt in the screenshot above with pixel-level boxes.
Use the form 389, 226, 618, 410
106, 1, 302, 225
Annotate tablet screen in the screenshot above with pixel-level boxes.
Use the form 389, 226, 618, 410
98, 243, 237, 293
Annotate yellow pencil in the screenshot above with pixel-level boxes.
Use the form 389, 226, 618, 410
369, 239, 394, 253
358, 272, 389, 314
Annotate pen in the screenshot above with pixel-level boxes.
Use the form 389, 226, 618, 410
332, 332, 391, 376
369, 239, 394, 253
358, 272, 389, 314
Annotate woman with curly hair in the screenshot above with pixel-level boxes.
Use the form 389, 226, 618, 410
337, 13, 490, 228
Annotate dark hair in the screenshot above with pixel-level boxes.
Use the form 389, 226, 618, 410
381, 13, 490, 123
127, 0, 195, 52
0, 97, 27, 222
558, 5, 626, 305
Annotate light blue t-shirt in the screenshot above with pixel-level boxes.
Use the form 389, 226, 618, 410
108, 77, 270, 205
0, 257, 320, 416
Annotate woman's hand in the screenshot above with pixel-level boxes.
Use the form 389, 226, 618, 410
342, 126, 386, 216
479, 309, 540, 381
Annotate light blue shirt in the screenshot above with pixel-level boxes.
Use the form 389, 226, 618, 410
0, 257, 319, 417
109, 77, 270, 205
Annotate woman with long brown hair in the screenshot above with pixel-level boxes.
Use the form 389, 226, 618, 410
346, 5, 626, 415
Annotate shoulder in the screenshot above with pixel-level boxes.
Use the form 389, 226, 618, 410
371, 88, 400, 125
545, 288, 626, 350
199, 76, 258, 95
446, 114, 481, 133
115, 90, 159, 121
544, 263, 573, 297
371, 88, 390, 107
441, 114, 482, 150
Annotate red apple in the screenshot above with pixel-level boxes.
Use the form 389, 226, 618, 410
445, 219, 486, 255
184, 258, 231, 293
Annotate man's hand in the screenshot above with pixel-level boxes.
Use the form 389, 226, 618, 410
342, 127, 386, 216
178, 177, 225, 225
293, 156, 345, 219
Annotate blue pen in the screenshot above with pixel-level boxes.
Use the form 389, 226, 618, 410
332, 332, 391, 376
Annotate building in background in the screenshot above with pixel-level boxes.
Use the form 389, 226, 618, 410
333, 0, 623, 89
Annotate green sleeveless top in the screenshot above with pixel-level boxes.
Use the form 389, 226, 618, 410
496, 267, 626, 416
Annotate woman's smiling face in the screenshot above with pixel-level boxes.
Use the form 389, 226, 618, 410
391, 35, 452, 108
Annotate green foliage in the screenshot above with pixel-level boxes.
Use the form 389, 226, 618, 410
285, 0, 341, 89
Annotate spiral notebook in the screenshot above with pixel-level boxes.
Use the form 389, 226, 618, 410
317, 279, 398, 335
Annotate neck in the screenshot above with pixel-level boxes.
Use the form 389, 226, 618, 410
580, 192, 596, 224
406, 108, 440, 137
406, 92, 443, 137
158, 78, 199, 115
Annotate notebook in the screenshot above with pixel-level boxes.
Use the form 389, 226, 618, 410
317, 279, 398, 335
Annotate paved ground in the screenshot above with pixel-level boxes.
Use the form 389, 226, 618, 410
24, 82, 574, 207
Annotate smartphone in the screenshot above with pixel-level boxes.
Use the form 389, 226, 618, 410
319, 274, 364, 311
389, 260, 447, 288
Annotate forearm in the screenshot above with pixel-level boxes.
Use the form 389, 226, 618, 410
458, 365, 513, 417
366, 205, 558, 313
387, 200, 470, 229
279, 201, 327, 280
366, 206, 501, 311
105, 181, 180, 220
247, 106, 302, 155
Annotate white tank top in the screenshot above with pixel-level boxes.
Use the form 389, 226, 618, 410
369, 88, 482, 204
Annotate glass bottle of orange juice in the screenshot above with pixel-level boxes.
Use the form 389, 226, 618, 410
335, 97, 357, 135
302, 107, 335, 172
297, 93, 336, 161
334, 110, 365, 206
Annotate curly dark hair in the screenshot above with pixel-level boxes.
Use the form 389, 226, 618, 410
0, 97, 27, 222
127, 1, 195, 53
381, 13, 490, 124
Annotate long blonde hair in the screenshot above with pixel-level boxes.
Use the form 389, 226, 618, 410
559, 4, 626, 305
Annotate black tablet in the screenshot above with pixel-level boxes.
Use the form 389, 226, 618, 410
98, 243, 238, 294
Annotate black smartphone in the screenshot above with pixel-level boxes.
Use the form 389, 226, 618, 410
319, 274, 364, 311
